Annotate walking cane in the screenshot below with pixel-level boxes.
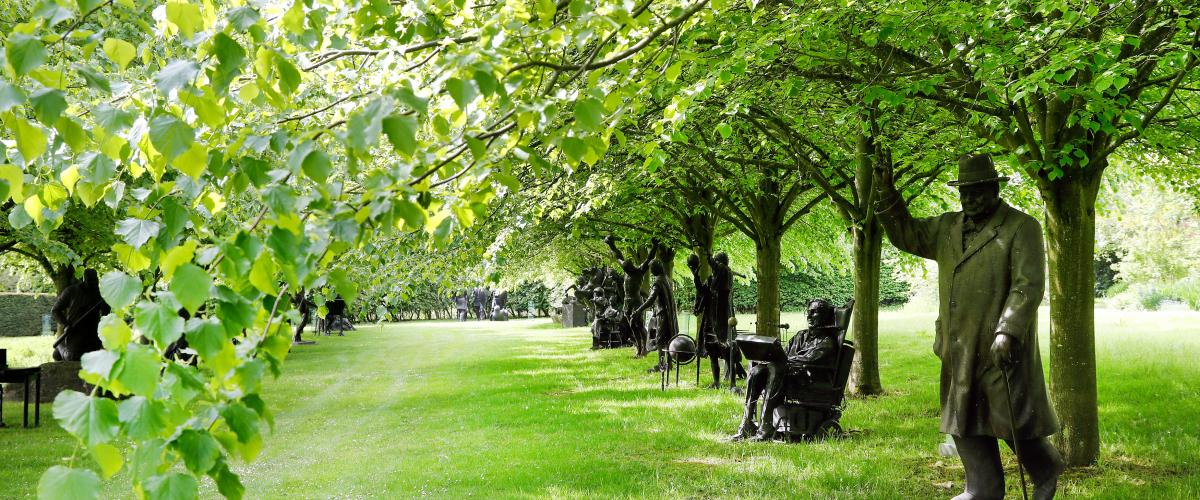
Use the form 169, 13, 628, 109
1000, 361, 1030, 500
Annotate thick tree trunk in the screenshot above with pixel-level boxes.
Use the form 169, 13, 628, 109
849, 217, 884, 395
754, 234, 782, 337
1042, 173, 1102, 467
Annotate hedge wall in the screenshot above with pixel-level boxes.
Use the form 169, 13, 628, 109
0, 293, 57, 337
674, 265, 910, 313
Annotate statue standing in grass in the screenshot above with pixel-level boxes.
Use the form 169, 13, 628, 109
875, 154, 1063, 500
635, 259, 676, 372
604, 235, 659, 357
708, 252, 745, 385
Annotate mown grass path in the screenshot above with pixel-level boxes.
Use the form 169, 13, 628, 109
3, 310, 1199, 498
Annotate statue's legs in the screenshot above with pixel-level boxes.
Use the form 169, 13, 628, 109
752, 365, 785, 441
730, 364, 771, 440
951, 435, 1004, 500
1006, 437, 1064, 500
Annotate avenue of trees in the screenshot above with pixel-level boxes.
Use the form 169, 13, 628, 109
0, 0, 1196, 496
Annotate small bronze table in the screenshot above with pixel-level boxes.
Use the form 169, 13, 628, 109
0, 367, 42, 428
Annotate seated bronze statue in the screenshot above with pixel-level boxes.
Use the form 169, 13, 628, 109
731, 299, 838, 441
590, 297, 622, 349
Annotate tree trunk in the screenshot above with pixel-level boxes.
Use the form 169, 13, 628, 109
849, 216, 884, 395
659, 246, 677, 280
50, 263, 77, 293
754, 233, 782, 337
1042, 173, 1102, 467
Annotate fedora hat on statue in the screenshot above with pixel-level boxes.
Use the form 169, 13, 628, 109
948, 154, 1010, 187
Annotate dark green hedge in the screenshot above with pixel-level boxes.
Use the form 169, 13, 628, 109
0, 293, 57, 337
674, 265, 910, 313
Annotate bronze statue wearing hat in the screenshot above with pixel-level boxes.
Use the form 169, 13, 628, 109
875, 154, 1064, 500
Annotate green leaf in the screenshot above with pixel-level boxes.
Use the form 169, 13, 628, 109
394, 198, 425, 229
76, 65, 112, 94
155, 59, 201, 95
221, 402, 261, 445
248, 251, 278, 295
91, 443, 124, 479
301, 149, 331, 183
170, 263, 212, 314
716, 122, 732, 139
102, 38, 136, 71
94, 103, 133, 131
446, 78, 477, 109
560, 137, 588, 162
116, 218, 162, 249
114, 344, 161, 396
148, 113, 194, 159
98, 314, 133, 350
135, 301, 185, 348
573, 98, 606, 132
209, 460, 245, 500
38, 466, 100, 500
174, 430, 220, 475
35, 0, 75, 26
473, 69, 498, 97
6, 34, 48, 77
275, 56, 301, 95
118, 396, 168, 440
228, 6, 260, 31
212, 33, 246, 93
80, 349, 118, 382
0, 79, 28, 112
185, 318, 226, 360
100, 271, 142, 310
172, 142, 208, 179
382, 114, 417, 157
326, 268, 358, 303
11, 116, 47, 163
53, 390, 120, 447
165, 1, 202, 39
144, 472, 199, 500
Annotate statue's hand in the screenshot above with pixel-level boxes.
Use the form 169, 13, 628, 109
990, 333, 1016, 366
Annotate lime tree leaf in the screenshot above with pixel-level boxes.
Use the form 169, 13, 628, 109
173, 429, 220, 475
91, 443, 124, 479
170, 263, 212, 314
6, 34, 48, 76
102, 38, 136, 70
446, 78, 477, 109
135, 301, 185, 348
155, 59, 201, 95
115, 218, 162, 249
172, 142, 208, 179
560, 137, 588, 162
0, 164, 24, 202
275, 56, 301, 95
248, 251, 278, 295
228, 6, 260, 31
98, 314, 133, 350
94, 103, 134, 131
37, 466, 100, 500
573, 97, 606, 132
301, 149, 331, 183
144, 472, 199, 500
12, 116, 47, 164
165, 1, 202, 39
35, 1, 74, 26
381, 114, 417, 157
212, 33, 246, 93
118, 396, 168, 440
0, 79, 28, 112
209, 460, 245, 500
53, 390, 120, 446
80, 349, 118, 382
114, 344, 161, 397
148, 113, 194, 159
100, 271, 142, 310
185, 319, 226, 360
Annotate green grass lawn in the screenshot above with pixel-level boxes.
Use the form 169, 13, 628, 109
2, 309, 1198, 498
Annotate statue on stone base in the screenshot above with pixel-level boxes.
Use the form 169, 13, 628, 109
604, 235, 659, 357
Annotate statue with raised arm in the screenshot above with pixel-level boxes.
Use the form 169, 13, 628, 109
604, 235, 659, 357
875, 153, 1063, 500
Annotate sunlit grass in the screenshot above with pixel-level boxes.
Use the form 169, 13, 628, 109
2, 310, 1198, 498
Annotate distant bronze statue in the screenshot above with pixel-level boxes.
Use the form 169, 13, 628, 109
51, 269, 110, 361
454, 292, 469, 321
293, 291, 317, 345
730, 299, 838, 441
604, 235, 659, 357
491, 289, 509, 321
472, 286, 488, 320
708, 252, 745, 385
635, 259, 676, 372
876, 153, 1063, 500
687, 254, 722, 388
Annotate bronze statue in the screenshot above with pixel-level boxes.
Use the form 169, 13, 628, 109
875, 154, 1063, 499
454, 292, 469, 321
688, 254, 722, 388
634, 259, 677, 372
472, 286, 488, 320
730, 299, 838, 442
292, 291, 317, 345
604, 236, 659, 357
707, 252, 745, 386
51, 269, 110, 361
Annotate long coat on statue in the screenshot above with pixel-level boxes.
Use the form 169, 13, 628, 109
879, 201, 1059, 439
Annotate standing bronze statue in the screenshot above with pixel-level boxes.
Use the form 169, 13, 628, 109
604, 236, 659, 357
51, 269, 110, 361
688, 254, 728, 388
634, 259, 677, 372
708, 252, 745, 386
875, 154, 1063, 500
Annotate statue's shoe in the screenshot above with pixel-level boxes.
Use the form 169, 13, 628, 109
728, 424, 758, 442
